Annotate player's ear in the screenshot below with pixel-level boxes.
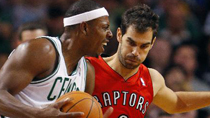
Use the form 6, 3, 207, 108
116, 27, 122, 43
80, 22, 89, 35
150, 37, 156, 49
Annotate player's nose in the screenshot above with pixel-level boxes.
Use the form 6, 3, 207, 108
106, 29, 113, 40
132, 47, 140, 57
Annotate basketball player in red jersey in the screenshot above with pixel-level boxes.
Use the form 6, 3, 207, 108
87, 4, 210, 118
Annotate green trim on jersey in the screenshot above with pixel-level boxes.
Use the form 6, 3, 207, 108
83, 58, 87, 89
70, 63, 79, 76
31, 37, 60, 84
70, 57, 87, 76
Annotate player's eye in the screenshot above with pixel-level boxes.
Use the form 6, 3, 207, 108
128, 40, 136, 46
103, 25, 109, 31
140, 44, 149, 49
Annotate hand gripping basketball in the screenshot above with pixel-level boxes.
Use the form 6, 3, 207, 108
56, 91, 113, 118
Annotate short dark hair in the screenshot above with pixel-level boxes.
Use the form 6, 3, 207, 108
64, 0, 102, 30
65, 0, 102, 18
18, 22, 48, 40
121, 4, 159, 40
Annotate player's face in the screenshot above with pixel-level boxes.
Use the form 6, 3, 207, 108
21, 29, 46, 43
87, 16, 113, 57
117, 26, 155, 69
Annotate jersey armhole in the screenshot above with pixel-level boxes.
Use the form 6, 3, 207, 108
31, 37, 60, 84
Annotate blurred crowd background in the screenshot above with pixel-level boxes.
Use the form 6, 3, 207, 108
1, 0, 210, 118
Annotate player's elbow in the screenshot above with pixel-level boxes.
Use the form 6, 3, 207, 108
163, 108, 178, 114
164, 104, 188, 114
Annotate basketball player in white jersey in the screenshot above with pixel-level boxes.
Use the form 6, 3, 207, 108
0, 0, 113, 117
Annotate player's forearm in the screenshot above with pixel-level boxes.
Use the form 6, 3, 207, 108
174, 91, 210, 113
0, 90, 39, 118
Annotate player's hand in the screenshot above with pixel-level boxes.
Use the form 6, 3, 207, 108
38, 98, 84, 118
103, 107, 113, 118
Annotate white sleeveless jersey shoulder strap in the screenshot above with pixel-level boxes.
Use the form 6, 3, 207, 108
14, 36, 88, 109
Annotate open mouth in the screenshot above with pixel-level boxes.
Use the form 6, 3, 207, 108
99, 39, 109, 53
102, 42, 107, 46
102, 39, 109, 46
100, 42, 107, 52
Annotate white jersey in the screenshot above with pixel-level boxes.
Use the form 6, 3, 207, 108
14, 36, 88, 108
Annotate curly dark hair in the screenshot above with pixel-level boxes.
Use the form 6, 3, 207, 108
121, 4, 159, 40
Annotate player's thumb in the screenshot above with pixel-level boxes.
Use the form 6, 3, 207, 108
103, 107, 113, 118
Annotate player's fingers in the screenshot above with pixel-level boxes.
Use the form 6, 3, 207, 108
103, 107, 113, 118
60, 112, 84, 118
54, 98, 73, 109
69, 112, 84, 117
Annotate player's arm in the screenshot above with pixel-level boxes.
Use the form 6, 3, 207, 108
150, 68, 210, 114
85, 60, 95, 95
0, 39, 83, 118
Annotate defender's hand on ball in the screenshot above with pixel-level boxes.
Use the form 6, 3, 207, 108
103, 107, 113, 118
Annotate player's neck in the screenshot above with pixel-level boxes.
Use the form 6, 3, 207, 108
60, 34, 85, 75
104, 54, 139, 80
63, 54, 81, 75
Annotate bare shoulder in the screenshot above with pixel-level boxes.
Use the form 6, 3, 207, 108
17, 38, 56, 57
148, 68, 164, 83
148, 68, 166, 97
0, 38, 57, 94
15, 38, 56, 62
6, 38, 58, 79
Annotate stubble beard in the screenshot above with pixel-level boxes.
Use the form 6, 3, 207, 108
118, 46, 140, 69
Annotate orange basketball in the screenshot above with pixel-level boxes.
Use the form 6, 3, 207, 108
56, 91, 103, 118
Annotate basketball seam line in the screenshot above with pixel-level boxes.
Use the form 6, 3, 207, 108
86, 97, 94, 118
95, 100, 102, 118
66, 98, 92, 113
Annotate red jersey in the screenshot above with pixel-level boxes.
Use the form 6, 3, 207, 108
87, 56, 153, 118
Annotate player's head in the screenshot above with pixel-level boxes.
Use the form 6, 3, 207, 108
18, 22, 48, 43
173, 43, 198, 74
63, 0, 113, 57
116, 4, 159, 69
